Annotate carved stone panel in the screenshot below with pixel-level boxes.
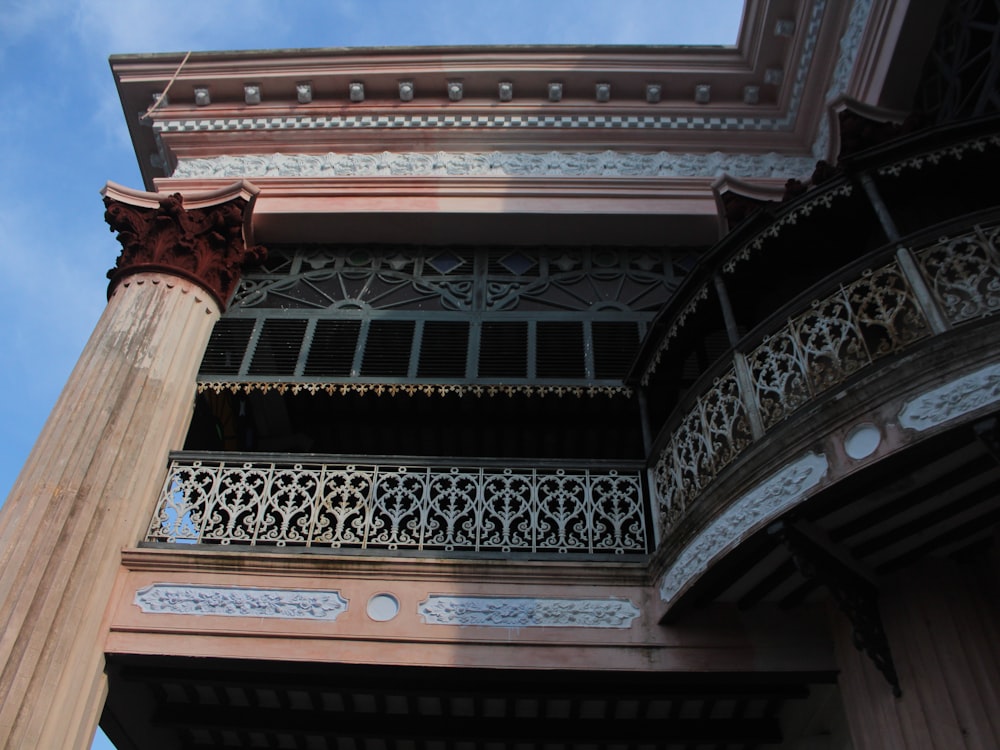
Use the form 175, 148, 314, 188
417, 596, 641, 628
134, 584, 348, 620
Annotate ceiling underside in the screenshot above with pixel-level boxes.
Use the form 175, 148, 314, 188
102, 657, 836, 750
679, 414, 1000, 614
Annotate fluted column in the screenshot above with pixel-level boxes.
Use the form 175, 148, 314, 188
0, 181, 262, 749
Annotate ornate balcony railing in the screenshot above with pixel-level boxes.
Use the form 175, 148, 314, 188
654, 219, 1000, 535
147, 454, 650, 555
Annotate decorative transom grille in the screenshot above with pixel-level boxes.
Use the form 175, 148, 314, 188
201, 246, 685, 386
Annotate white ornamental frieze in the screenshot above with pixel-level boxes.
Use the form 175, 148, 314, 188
659, 452, 828, 604
170, 150, 818, 180
134, 584, 348, 620
417, 596, 641, 628
899, 362, 1000, 432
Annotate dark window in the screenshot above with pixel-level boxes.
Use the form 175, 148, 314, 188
248, 319, 308, 376
478, 321, 528, 377
417, 321, 470, 378
536, 321, 585, 378
303, 319, 361, 377
360, 320, 415, 377
200, 319, 255, 375
592, 321, 641, 379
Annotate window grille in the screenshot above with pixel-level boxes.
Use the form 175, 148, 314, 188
200, 245, 684, 387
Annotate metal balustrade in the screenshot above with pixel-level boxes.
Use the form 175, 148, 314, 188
147, 454, 650, 555
654, 219, 1000, 535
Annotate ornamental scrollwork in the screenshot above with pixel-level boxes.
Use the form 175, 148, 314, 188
134, 584, 348, 620
148, 458, 648, 555
653, 368, 751, 534
230, 246, 681, 314
915, 224, 1000, 324
899, 362, 1000, 432
417, 596, 641, 628
659, 453, 828, 604
170, 150, 819, 180
104, 190, 266, 308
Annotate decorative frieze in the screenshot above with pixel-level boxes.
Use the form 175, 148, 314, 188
899, 362, 1000, 432
813, 0, 874, 159
417, 596, 640, 628
659, 452, 828, 604
134, 584, 348, 620
197, 380, 632, 399
170, 150, 817, 180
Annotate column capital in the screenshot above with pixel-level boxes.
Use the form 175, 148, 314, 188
102, 180, 266, 310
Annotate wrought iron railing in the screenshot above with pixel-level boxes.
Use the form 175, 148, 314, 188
147, 454, 650, 555
654, 219, 1000, 535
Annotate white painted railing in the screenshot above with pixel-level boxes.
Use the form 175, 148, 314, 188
147, 456, 650, 555
654, 221, 1000, 535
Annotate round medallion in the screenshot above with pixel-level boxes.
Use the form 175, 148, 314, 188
844, 422, 881, 460
366, 593, 400, 622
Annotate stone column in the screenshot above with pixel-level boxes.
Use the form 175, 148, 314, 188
0, 181, 262, 749
834, 555, 1000, 749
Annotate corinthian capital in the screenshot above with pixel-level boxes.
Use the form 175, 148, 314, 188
102, 180, 265, 309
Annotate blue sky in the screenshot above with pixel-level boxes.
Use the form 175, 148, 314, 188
0, 2, 742, 747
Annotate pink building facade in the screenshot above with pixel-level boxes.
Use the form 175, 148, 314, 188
2, 1, 1000, 748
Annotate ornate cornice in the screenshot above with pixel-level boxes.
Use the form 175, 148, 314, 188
171, 150, 818, 180
102, 180, 266, 309
157, 0, 881, 182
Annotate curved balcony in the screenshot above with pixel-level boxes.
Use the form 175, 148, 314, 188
651, 214, 999, 534
637, 113, 1000, 612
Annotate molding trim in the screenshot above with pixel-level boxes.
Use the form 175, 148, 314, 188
417, 595, 641, 628
899, 361, 1000, 432
134, 584, 348, 620
813, 0, 874, 159
171, 150, 818, 180
197, 380, 633, 399
659, 452, 829, 604
154, 2, 835, 141
155, 1, 882, 181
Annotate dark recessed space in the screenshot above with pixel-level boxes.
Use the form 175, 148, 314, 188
185, 388, 645, 460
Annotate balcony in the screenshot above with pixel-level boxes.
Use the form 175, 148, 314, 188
146, 454, 651, 556
652, 217, 1000, 537
139, 115, 1000, 584
634, 113, 1000, 613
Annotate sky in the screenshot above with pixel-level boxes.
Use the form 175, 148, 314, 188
0, 2, 742, 748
